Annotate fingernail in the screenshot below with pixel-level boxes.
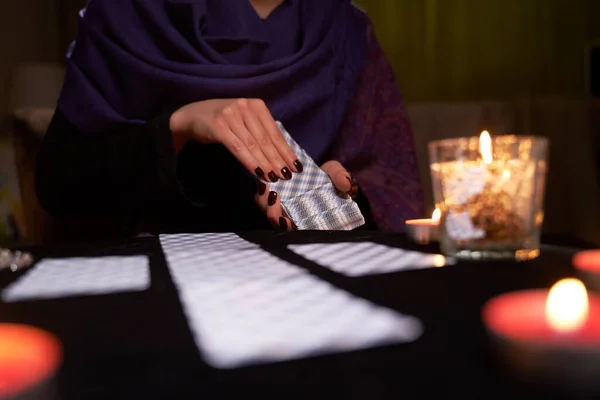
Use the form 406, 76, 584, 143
346, 176, 353, 185
279, 217, 287, 230
257, 181, 266, 195
268, 171, 278, 182
293, 160, 303, 173
268, 191, 277, 206
255, 167, 265, 179
281, 167, 292, 180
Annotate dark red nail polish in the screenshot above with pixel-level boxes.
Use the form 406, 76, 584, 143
279, 217, 287, 230
268, 171, 278, 182
281, 167, 292, 180
255, 167, 265, 178
293, 160, 303, 173
257, 181, 266, 195
268, 191, 277, 206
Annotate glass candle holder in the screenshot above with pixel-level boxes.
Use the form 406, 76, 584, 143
429, 132, 548, 261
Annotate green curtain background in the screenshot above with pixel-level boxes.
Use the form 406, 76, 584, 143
354, 0, 600, 103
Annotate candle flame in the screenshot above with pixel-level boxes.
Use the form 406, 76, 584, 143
432, 254, 446, 267
479, 131, 493, 164
545, 278, 589, 333
431, 208, 441, 223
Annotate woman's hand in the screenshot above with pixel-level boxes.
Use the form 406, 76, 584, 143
255, 160, 356, 231
170, 98, 303, 181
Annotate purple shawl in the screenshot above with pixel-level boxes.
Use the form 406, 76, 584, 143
58, 0, 368, 161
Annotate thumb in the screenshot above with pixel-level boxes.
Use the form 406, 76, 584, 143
321, 160, 351, 192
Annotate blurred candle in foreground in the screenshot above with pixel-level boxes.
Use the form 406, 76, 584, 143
572, 250, 600, 292
482, 279, 600, 389
0, 324, 61, 399
545, 279, 589, 333
405, 208, 440, 244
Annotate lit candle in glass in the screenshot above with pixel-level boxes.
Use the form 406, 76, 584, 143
429, 131, 548, 261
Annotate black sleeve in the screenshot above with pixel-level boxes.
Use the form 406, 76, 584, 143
354, 186, 378, 230
35, 109, 183, 220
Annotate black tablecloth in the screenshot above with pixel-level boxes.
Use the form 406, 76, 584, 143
0, 232, 592, 399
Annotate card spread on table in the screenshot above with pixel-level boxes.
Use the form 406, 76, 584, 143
267, 122, 365, 231
160, 233, 422, 369
288, 242, 455, 277
159, 232, 258, 253
2, 256, 150, 302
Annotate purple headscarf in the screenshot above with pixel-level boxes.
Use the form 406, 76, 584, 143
58, 0, 368, 161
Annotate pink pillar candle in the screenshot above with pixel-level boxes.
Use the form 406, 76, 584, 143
573, 250, 600, 292
482, 280, 600, 390
0, 324, 62, 399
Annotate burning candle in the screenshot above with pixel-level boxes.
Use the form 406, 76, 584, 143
405, 208, 441, 244
482, 279, 600, 390
429, 131, 547, 261
572, 250, 600, 292
0, 324, 62, 399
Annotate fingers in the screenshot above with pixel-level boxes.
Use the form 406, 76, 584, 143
264, 190, 282, 225
255, 181, 270, 211
277, 215, 294, 231
251, 99, 303, 173
239, 99, 291, 180
254, 183, 295, 231
216, 98, 302, 182
266, 192, 294, 232
221, 105, 278, 181
321, 160, 352, 192
214, 115, 269, 181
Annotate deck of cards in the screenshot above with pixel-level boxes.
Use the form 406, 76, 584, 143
267, 122, 365, 231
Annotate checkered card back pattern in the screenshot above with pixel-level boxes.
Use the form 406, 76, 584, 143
159, 233, 258, 253
2, 256, 151, 302
160, 233, 423, 369
268, 122, 364, 230
283, 185, 349, 221
295, 202, 365, 231
288, 242, 456, 277
268, 122, 332, 201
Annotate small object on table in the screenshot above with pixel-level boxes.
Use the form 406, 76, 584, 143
0, 248, 34, 272
405, 208, 440, 244
0, 324, 62, 399
429, 131, 548, 261
482, 279, 600, 391
573, 250, 600, 292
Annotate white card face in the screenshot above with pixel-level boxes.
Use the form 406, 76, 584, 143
288, 242, 455, 277
2, 256, 150, 302
161, 234, 423, 369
